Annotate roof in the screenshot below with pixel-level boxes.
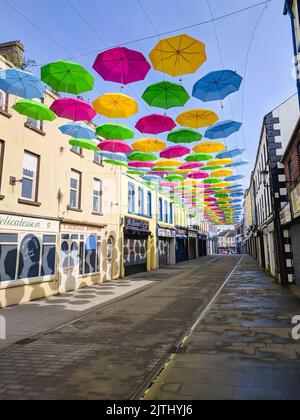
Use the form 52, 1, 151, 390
217, 230, 235, 238
282, 116, 300, 162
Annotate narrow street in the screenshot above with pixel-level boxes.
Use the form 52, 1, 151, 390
0, 256, 299, 400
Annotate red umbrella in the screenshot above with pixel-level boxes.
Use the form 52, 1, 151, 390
188, 171, 209, 180
179, 162, 204, 170
98, 140, 132, 154
128, 161, 155, 169
160, 145, 190, 159
93, 47, 151, 85
136, 114, 176, 135
50, 98, 96, 122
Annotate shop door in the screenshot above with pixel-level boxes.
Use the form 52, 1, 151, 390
106, 236, 114, 281
189, 238, 197, 260
60, 239, 79, 292
198, 239, 203, 257
290, 224, 300, 286
159, 239, 169, 267
176, 239, 186, 263
124, 237, 147, 276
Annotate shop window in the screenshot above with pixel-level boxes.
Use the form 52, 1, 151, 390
41, 235, 56, 276
128, 183, 135, 213
18, 234, 41, 279
147, 192, 152, 217
85, 234, 97, 274
159, 198, 163, 222
93, 178, 102, 214
70, 169, 81, 210
0, 140, 4, 194
0, 234, 18, 282
138, 187, 144, 215
21, 151, 40, 202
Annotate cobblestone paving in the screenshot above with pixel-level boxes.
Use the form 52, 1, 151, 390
146, 256, 300, 400
0, 256, 241, 400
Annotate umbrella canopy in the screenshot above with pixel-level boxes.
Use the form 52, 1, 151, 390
132, 138, 166, 152
201, 165, 223, 171
93, 47, 151, 85
160, 145, 190, 159
96, 123, 134, 140
193, 70, 243, 102
185, 153, 213, 162
136, 114, 176, 135
100, 152, 128, 162
165, 174, 185, 182
142, 81, 189, 110
211, 169, 234, 178
128, 151, 157, 162
51, 98, 96, 121
205, 120, 242, 139
41, 61, 94, 94
193, 141, 225, 154
188, 171, 209, 180
127, 169, 148, 176
176, 109, 219, 129
98, 140, 132, 154
93, 93, 138, 118
128, 161, 155, 169
205, 178, 222, 185
209, 158, 233, 166
0, 68, 45, 99
155, 159, 182, 167
225, 175, 245, 182
216, 148, 246, 159
12, 100, 56, 121
149, 34, 207, 77
69, 139, 99, 151
59, 123, 96, 139
104, 159, 128, 168
168, 128, 203, 144
179, 162, 204, 170
160, 182, 178, 188
215, 181, 232, 188
226, 160, 249, 168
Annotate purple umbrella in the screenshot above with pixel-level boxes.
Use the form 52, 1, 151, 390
136, 114, 176, 135
50, 98, 96, 122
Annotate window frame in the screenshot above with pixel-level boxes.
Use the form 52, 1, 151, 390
0, 140, 5, 196
128, 183, 136, 214
92, 178, 103, 215
147, 191, 152, 218
25, 98, 44, 133
0, 89, 9, 114
138, 187, 144, 215
93, 151, 103, 166
69, 169, 82, 211
21, 150, 41, 203
159, 197, 163, 222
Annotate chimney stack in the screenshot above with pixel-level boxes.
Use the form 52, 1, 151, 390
0, 41, 25, 68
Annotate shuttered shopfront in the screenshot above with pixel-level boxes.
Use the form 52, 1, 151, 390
158, 226, 175, 267
124, 217, 150, 276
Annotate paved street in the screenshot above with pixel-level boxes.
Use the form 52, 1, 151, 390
0, 255, 299, 400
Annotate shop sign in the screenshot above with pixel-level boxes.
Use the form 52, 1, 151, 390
291, 183, 300, 219
188, 231, 198, 239
158, 228, 175, 238
176, 227, 188, 239
125, 217, 149, 233
0, 214, 59, 233
61, 223, 102, 233
280, 203, 292, 225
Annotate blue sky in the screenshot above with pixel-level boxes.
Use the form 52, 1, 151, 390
0, 0, 297, 191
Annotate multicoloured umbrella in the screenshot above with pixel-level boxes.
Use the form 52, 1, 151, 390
205, 120, 242, 139
168, 128, 203, 144
93, 47, 151, 85
98, 140, 132, 153
128, 151, 157, 162
149, 34, 207, 77
50, 98, 96, 121
0, 68, 45, 99
216, 148, 245, 159
59, 123, 96, 139
96, 123, 134, 140
136, 114, 176, 135
192, 70, 243, 102
132, 138, 166, 152
12, 100, 56, 121
142, 81, 189, 110
160, 145, 190, 159
69, 139, 99, 151
193, 141, 225, 154
185, 153, 213, 162
93, 93, 138, 118
41, 61, 94, 94
176, 109, 219, 129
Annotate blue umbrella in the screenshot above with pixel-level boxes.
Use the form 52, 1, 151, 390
205, 120, 242, 140
225, 175, 245, 182
226, 160, 249, 168
143, 175, 161, 183
216, 148, 245, 160
100, 152, 128, 162
59, 123, 96, 140
230, 199, 242, 203
193, 70, 243, 102
0, 68, 45, 99
225, 184, 243, 190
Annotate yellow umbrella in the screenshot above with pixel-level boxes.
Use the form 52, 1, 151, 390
132, 138, 166, 152
211, 169, 233, 178
176, 109, 219, 129
209, 158, 233, 166
149, 34, 207, 77
93, 93, 138, 118
216, 181, 232, 188
193, 141, 225, 154
171, 169, 193, 175
179, 180, 198, 187
155, 159, 182, 167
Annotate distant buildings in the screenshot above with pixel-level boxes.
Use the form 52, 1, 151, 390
217, 230, 237, 254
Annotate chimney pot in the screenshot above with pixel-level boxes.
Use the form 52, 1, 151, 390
0, 41, 25, 68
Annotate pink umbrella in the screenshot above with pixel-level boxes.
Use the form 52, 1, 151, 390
149, 170, 170, 176
93, 47, 151, 85
98, 140, 132, 154
136, 114, 176, 135
188, 171, 209, 180
160, 182, 178, 188
50, 98, 96, 122
128, 161, 155, 169
204, 197, 217, 203
179, 162, 204, 170
160, 145, 190, 159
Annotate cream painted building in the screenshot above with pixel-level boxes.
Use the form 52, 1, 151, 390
0, 44, 121, 308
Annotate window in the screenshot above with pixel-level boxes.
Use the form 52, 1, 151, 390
85, 234, 97, 274
93, 178, 102, 214
288, 159, 293, 181
297, 143, 300, 172
71, 144, 82, 155
18, 234, 41, 279
0, 234, 18, 282
0, 140, 4, 193
170, 203, 173, 224
0, 88, 8, 113
159, 198, 163, 222
21, 151, 40, 202
147, 192, 152, 217
128, 183, 135, 213
41, 235, 56, 276
26, 99, 43, 131
138, 187, 144, 215
94, 152, 103, 165
164, 200, 169, 223
70, 169, 81, 209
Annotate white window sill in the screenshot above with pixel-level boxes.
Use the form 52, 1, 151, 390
0, 275, 57, 290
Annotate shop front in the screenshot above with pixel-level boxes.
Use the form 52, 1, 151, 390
158, 226, 176, 267
285, 185, 300, 286
123, 217, 150, 276
188, 230, 198, 260
176, 227, 188, 263
0, 213, 60, 308
198, 234, 208, 258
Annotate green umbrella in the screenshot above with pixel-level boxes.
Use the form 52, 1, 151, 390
165, 174, 185, 182
128, 151, 157, 162
41, 61, 94, 94
104, 159, 128, 168
151, 167, 175, 172
127, 169, 147, 176
201, 165, 223, 171
168, 128, 203, 144
69, 138, 99, 151
205, 178, 222, 184
96, 123, 134, 140
142, 81, 190, 110
185, 153, 213, 162
12, 100, 56, 121
215, 193, 229, 198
